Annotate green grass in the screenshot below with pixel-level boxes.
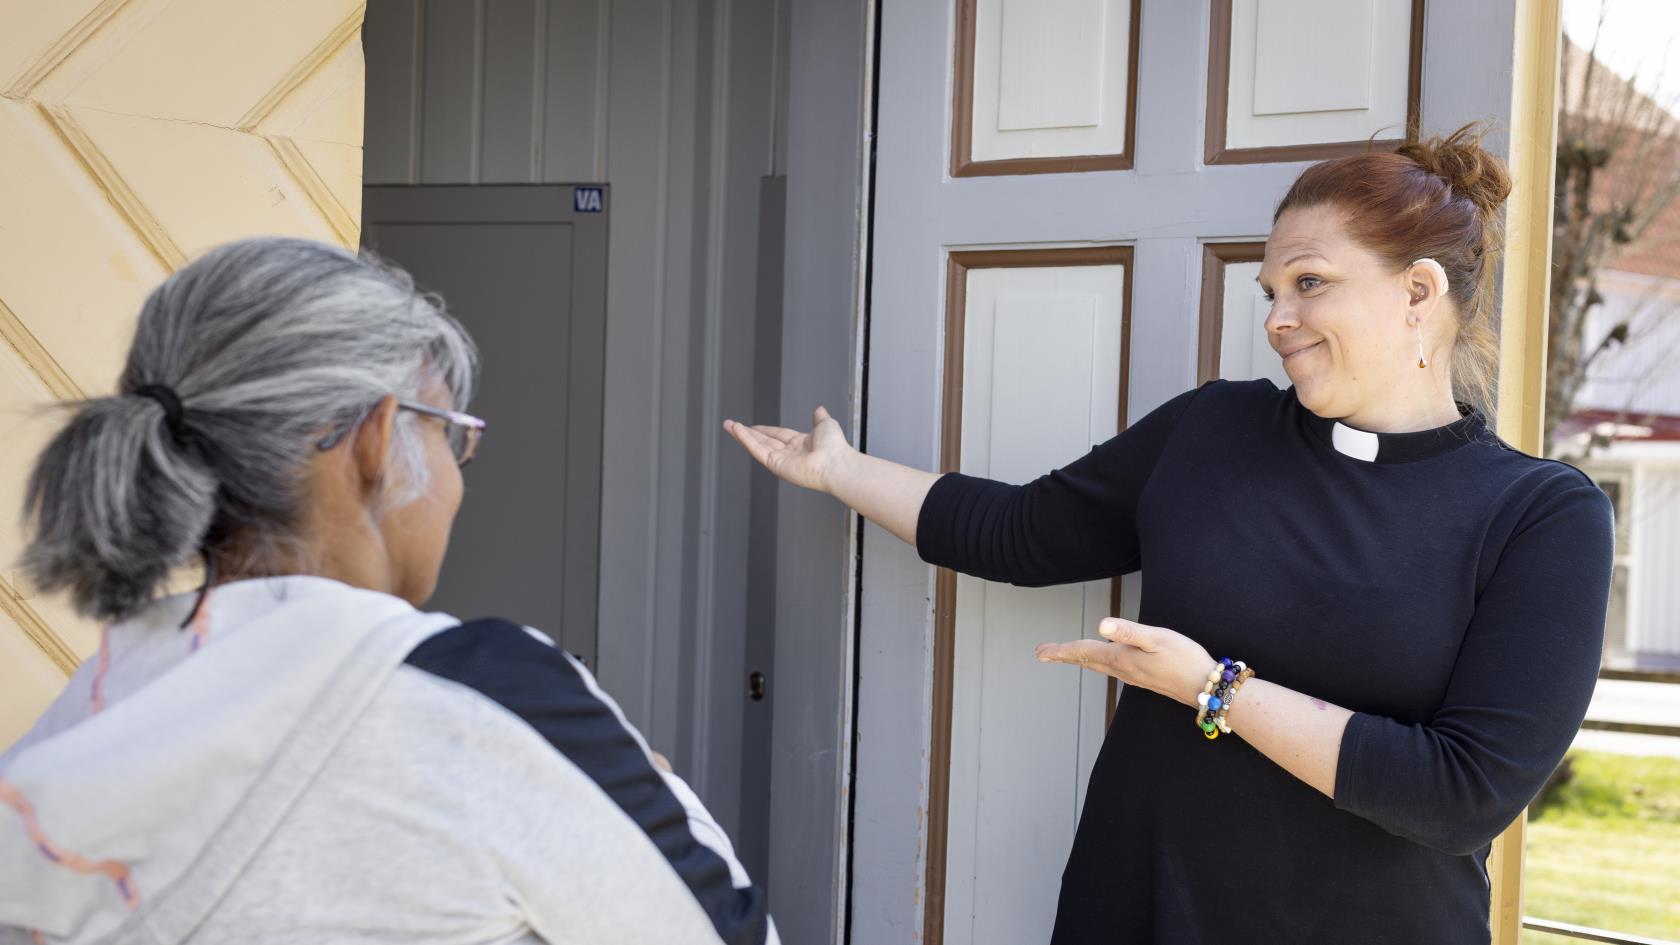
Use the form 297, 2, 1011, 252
1520, 751, 1680, 944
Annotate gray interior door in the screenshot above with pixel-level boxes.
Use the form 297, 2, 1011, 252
362, 184, 608, 665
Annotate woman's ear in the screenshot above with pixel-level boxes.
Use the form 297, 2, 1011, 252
1405, 258, 1449, 323
352, 394, 400, 496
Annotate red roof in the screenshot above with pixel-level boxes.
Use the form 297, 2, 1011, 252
1556, 408, 1680, 442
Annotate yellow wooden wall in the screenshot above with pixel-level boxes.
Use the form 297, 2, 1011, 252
0, 0, 366, 745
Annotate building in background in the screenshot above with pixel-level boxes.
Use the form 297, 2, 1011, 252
1551, 38, 1680, 672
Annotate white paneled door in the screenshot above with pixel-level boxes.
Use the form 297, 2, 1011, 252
971, 0, 1134, 164
1200, 242, 1291, 387
1207, 0, 1422, 164
942, 258, 1127, 945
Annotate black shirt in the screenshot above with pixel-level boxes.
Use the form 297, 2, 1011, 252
915, 380, 1613, 945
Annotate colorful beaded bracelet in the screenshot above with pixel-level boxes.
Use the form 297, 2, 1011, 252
1194, 657, 1253, 740
1194, 664, 1225, 739
1214, 666, 1255, 734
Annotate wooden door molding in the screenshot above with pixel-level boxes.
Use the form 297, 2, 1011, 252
949, 0, 1142, 177
1204, 0, 1425, 166
1197, 241, 1268, 384
927, 244, 1133, 945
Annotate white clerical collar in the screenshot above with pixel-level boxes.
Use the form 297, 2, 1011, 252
1330, 422, 1381, 462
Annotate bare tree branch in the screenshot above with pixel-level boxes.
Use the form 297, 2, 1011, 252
1546, 20, 1680, 457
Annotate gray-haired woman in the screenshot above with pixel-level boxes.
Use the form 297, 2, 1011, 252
0, 237, 776, 945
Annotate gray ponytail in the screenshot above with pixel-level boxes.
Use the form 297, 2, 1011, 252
21, 237, 478, 621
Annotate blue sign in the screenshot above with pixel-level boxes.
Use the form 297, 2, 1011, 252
574, 187, 604, 213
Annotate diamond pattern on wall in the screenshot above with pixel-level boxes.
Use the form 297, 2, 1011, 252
0, 0, 367, 745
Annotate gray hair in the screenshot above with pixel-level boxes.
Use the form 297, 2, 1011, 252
21, 236, 478, 621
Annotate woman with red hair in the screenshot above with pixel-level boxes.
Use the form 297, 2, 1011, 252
727, 125, 1611, 944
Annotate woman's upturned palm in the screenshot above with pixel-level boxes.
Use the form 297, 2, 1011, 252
723, 406, 847, 492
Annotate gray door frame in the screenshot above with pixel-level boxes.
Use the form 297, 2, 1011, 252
851, 2, 1522, 941
760, 1, 876, 943
362, 183, 610, 664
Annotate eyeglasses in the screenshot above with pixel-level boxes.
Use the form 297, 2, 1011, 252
316, 400, 486, 467
400, 401, 485, 466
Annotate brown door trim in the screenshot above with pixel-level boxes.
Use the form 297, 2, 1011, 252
926, 244, 1134, 945
1204, 0, 1425, 166
1197, 241, 1268, 384
949, 0, 1142, 177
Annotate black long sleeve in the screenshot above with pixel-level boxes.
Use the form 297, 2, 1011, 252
915, 385, 1202, 585
912, 379, 1614, 945
1333, 479, 1613, 855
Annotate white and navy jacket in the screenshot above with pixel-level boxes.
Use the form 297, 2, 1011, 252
0, 576, 776, 945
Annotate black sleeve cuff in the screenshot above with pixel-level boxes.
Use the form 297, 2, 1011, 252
914, 471, 967, 568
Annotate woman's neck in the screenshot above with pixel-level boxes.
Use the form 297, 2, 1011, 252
208, 530, 395, 597
1339, 389, 1464, 434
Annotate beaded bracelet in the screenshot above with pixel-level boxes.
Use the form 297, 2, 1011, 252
1214, 666, 1255, 734
1193, 664, 1225, 739
1194, 657, 1253, 740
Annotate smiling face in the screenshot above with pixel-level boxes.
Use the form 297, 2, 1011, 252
1258, 204, 1430, 424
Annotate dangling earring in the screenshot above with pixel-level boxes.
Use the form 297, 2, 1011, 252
1408, 259, 1447, 370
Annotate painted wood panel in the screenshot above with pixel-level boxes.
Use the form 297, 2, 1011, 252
1217, 260, 1290, 387
1226, 0, 1413, 150
943, 262, 1125, 945
0, 0, 367, 743
1253, 0, 1375, 115
1206, 0, 1422, 164
1199, 242, 1291, 387
954, 0, 1138, 174
363, 0, 423, 183
419, 0, 485, 181
481, 0, 539, 182
362, 0, 609, 184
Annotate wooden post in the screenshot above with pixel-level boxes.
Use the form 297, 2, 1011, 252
1489, 0, 1564, 942
1496, 0, 1563, 453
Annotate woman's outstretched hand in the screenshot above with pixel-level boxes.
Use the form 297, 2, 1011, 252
723, 406, 852, 494
722, 404, 939, 547
1035, 618, 1215, 709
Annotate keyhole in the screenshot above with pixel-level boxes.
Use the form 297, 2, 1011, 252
749, 671, 767, 702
